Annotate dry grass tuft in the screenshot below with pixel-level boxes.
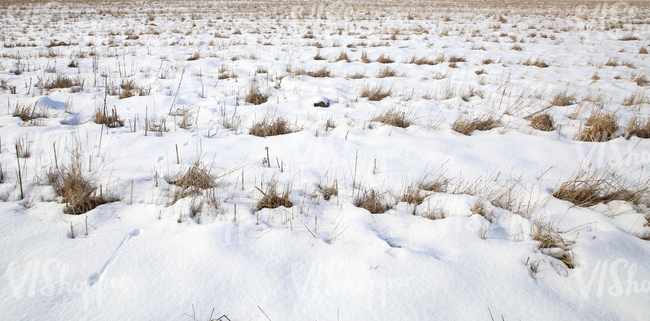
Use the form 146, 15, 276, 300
250, 117, 294, 137
624, 114, 650, 139
177, 108, 195, 130
354, 188, 390, 214
510, 44, 523, 51
306, 67, 331, 78
335, 51, 350, 62
531, 113, 555, 131
372, 108, 413, 128
167, 162, 215, 203
245, 83, 269, 105
408, 56, 436, 65
523, 58, 549, 68
119, 79, 149, 99
448, 55, 466, 63
576, 111, 618, 142
93, 107, 124, 128
622, 90, 647, 106
399, 185, 426, 205
14, 136, 31, 158
452, 113, 502, 135
618, 35, 639, 41
313, 51, 326, 61
640, 47, 648, 54
346, 72, 366, 79
317, 181, 338, 201
376, 54, 394, 64
12, 102, 48, 123
360, 85, 391, 101
377, 67, 398, 78
361, 51, 373, 63
532, 221, 575, 269
419, 172, 449, 193
45, 74, 81, 90
422, 207, 446, 220
51, 151, 118, 214
186, 51, 200, 61
550, 89, 576, 106
256, 180, 292, 210
552, 165, 648, 207
633, 74, 648, 87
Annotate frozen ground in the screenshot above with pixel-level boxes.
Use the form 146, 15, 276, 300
1, 0, 650, 320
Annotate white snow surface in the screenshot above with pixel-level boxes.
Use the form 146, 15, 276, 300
1, 1, 650, 320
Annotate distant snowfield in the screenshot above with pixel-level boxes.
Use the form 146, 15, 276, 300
1, 1, 650, 319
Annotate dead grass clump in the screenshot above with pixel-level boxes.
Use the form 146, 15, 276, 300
250, 117, 294, 137
448, 55, 466, 63
605, 58, 619, 67
361, 51, 373, 63
146, 116, 168, 136
622, 90, 647, 106
313, 51, 326, 61
419, 172, 449, 193
531, 113, 555, 131
399, 185, 426, 205
186, 51, 200, 61
360, 85, 391, 101
523, 58, 549, 68
11, 102, 31, 121
377, 67, 398, 78
640, 47, 648, 54
335, 51, 350, 62
45, 74, 80, 90
409, 56, 435, 65
177, 108, 195, 130
510, 44, 523, 51
167, 162, 215, 202
618, 35, 639, 41
422, 207, 446, 220
245, 84, 269, 105
11, 101, 48, 123
317, 182, 338, 201
306, 67, 331, 78
119, 79, 149, 99
552, 165, 648, 207
532, 221, 575, 269
372, 108, 413, 128
354, 189, 389, 214
550, 89, 576, 106
624, 114, 650, 139
346, 72, 366, 79
634, 75, 648, 87
15, 136, 31, 158
576, 111, 618, 142
256, 180, 292, 210
376, 54, 394, 64
93, 107, 124, 128
51, 152, 119, 214
452, 114, 502, 135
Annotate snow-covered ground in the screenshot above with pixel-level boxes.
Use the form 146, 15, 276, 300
1, 1, 650, 319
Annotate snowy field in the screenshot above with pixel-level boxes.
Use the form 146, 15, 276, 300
1, 0, 650, 319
